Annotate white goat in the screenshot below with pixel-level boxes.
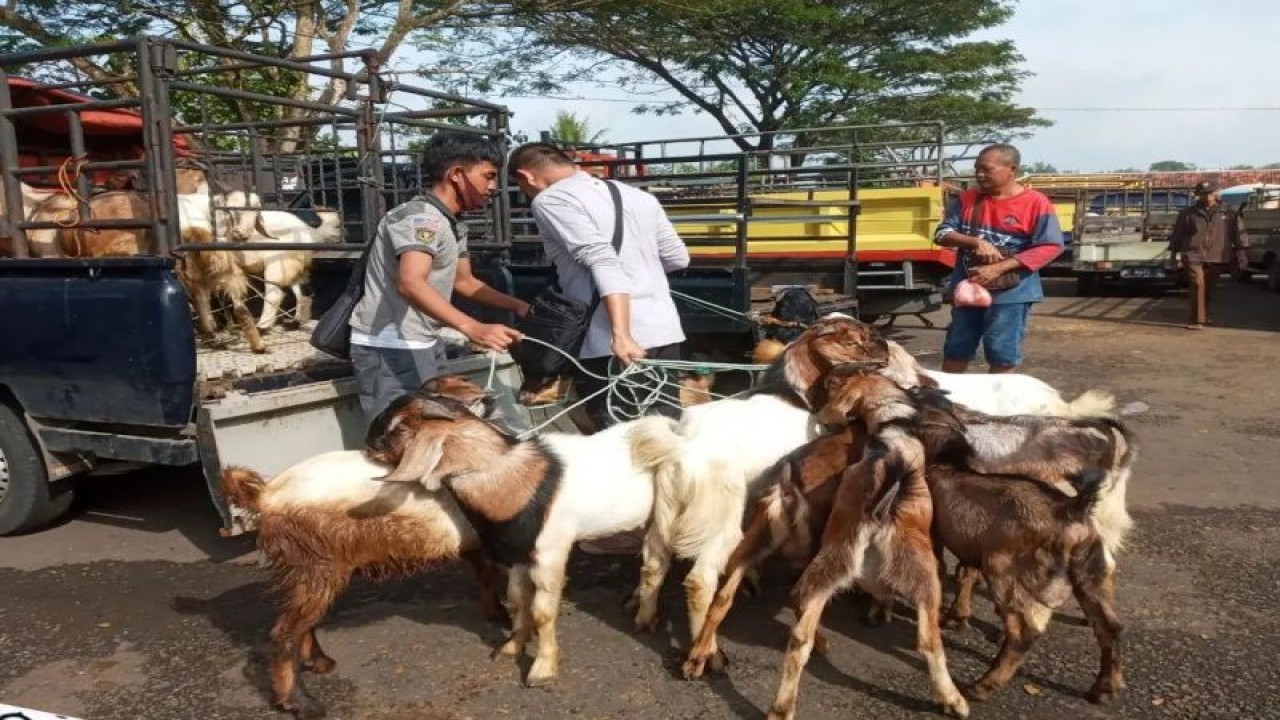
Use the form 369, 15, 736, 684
369, 392, 679, 687
238, 209, 343, 330
879, 339, 1116, 417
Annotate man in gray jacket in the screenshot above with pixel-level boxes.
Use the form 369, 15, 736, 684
508, 143, 690, 431
349, 132, 529, 422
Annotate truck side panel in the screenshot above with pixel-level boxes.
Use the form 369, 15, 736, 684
0, 257, 196, 427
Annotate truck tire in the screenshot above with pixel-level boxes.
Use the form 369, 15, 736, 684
0, 401, 75, 535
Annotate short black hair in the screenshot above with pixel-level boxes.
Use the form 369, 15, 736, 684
508, 142, 575, 177
419, 131, 503, 184
978, 143, 1021, 168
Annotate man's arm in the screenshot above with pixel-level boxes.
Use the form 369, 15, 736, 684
1168, 210, 1190, 259
396, 252, 520, 351
453, 257, 530, 317
934, 193, 1002, 263
654, 208, 690, 273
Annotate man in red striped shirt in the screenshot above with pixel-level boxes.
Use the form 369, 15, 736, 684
933, 144, 1064, 374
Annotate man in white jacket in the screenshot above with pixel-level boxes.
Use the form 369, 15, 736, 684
509, 143, 691, 431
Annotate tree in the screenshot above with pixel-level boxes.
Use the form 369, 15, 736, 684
443, 0, 1047, 154
1023, 161, 1059, 173
0, 1, 592, 152
1149, 160, 1196, 172
547, 111, 607, 145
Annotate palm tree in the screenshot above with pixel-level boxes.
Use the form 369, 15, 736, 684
547, 111, 607, 145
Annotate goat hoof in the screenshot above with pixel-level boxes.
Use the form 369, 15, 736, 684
303, 656, 336, 674
681, 656, 707, 680
633, 616, 659, 634
493, 639, 524, 660
1085, 679, 1122, 705
524, 661, 558, 688
281, 695, 326, 719
962, 681, 997, 703
940, 694, 971, 718
707, 649, 729, 675
942, 615, 971, 631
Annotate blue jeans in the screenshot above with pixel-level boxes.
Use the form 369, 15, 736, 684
943, 303, 1033, 368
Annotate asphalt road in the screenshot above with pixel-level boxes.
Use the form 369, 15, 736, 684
2, 276, 1279, 720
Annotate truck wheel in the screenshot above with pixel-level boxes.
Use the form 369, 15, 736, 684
0, 401, 74, 535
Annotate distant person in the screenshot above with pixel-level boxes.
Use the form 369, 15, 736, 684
349, 132, 529, 423
1168, 180, 1245, 330
933, 143, 1065, 374
508, 142, 691, 431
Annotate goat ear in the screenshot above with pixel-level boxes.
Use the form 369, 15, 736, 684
415, 397, 462, 421
376, 432, 447, 488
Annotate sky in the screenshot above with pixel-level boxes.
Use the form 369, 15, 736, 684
405, 0, 1280, 173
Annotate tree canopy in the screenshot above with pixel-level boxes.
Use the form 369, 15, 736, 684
440, 0, 1047, 152
1148, 160, 1196, 172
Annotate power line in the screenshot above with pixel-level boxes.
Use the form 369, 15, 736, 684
1038, 106, 1280, 112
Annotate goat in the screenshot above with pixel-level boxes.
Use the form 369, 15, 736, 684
822, 362, 1136, 623
218, 455, 504, 720
816, 367, 1128, 704
765, 401, 968, 720
879, 339, 1116, 418
368, 391, 680, 688
237, 208, 343, 330
624, 315, 890, 667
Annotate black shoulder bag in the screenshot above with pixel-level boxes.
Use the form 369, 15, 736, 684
309, 236, 377, 360
511, 180, 624, 376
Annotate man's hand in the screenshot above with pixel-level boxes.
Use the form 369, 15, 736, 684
514, 300, 531, 319
612, 334, 646, 366
972, 239, 1003, 264
462, 322, 522, 352
968, 262, 1011, 288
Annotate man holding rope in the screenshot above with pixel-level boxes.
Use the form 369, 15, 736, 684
509, 143, 691, 432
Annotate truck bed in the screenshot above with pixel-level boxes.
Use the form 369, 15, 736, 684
196, 324, 350, 400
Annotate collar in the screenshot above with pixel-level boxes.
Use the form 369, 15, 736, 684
415, 192, 461, 230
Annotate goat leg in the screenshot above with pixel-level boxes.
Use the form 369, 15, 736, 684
495, 567, 534, 660
293, 284, 313, 325
683, 559, 725, 673
231, 300, 267, 354
298, 629, 335, 675
966, 606, 1041, 701
767, 566, 840, 720
630, 527, 672, 633
524, 553, 569, 687
269, 585, 336, 720
944, 565, 982, 629
912, 566, 969, 717
463, 549, 508, 624
1071, 543, 1125, 704
683, 512, 776, 679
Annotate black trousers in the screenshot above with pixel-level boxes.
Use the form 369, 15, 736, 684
574, 342, 683, 433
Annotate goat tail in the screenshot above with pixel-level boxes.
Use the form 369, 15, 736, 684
1091, 421, 1137, 560
1063, 388, 1117, 418
627, 415, 683, 472
219, 466, 265, 514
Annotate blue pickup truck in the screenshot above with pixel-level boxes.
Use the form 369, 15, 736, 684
0, 39, 558, 535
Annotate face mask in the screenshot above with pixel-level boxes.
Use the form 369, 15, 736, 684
451, 170, 490, 211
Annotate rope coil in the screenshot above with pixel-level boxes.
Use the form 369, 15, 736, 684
478, 336, 771, 440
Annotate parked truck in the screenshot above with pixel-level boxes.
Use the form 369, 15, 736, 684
0, 38, 583, 536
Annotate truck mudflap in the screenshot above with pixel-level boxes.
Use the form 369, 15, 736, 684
201, 351, 575, 536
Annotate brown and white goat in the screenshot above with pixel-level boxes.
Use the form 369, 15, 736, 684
765, 406, 968, 720
368, 390, 678, 688
218, 456, 503, 720
818, 367, 1128, 705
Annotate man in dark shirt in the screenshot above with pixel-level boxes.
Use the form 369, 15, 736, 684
1169, 181, 1244, 330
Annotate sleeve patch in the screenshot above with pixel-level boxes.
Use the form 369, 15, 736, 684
411, 214, 443, 243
